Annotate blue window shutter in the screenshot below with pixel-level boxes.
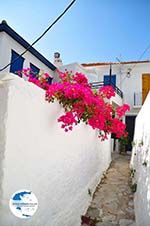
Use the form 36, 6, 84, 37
30, 63, 40, 77
104, 75, 116, 86
10, 50, 24, 76
47, 77, 53, 84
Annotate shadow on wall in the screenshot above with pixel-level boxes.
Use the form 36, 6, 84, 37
134, 158, 150, 225
0, 84, 9, 205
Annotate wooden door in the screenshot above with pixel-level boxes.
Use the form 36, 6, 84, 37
142, 74, 150, 103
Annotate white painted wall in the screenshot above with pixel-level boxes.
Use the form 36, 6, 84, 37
130, 91, 150, 226
0, 32, 55, 77
59, 63, 99, 83
0, 73, 112, 226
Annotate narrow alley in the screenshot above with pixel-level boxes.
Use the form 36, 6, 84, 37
81, 153, 136, 226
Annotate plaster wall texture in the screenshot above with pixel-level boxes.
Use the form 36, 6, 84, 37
59, 63, 99, 83
131, 91, 150, 226
0, 74, 112, 226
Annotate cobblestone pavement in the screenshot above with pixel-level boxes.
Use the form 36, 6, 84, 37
81, 153, 136, 226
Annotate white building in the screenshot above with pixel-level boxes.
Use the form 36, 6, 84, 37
82, 60, 150, 109
59, 60, 150, 151
0, 20, 56, 79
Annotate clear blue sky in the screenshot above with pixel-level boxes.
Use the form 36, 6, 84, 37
0, 0, 150, 64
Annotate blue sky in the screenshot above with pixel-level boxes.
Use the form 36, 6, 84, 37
0, 0, 150, 64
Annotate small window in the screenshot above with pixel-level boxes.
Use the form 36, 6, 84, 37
30, 63, 40, 77
10, 50, 25, 76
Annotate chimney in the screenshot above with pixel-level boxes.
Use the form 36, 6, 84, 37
53, 52, 63, 67
1, 20, 7, 24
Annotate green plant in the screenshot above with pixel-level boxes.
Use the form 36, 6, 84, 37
81, 215, 100, 226
132, 141, 136, 147
131, 183, 137, 193
142, 161, 148, 167
88, 189, 92, 196
119, 135, 128, 145
138, 140, 144, 147
146, 149, 149, 154
130, 168, 136, 178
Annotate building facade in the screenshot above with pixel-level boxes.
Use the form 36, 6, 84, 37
82, 61, 150, 110
59, 60, 150, 151
0, 20, 56, 78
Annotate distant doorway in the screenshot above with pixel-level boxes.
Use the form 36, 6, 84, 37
142, 74, 150, 104
125, 116, 136, 152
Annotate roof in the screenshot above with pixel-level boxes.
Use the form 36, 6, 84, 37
82, 60, 150, 67
0, 21, 56, 71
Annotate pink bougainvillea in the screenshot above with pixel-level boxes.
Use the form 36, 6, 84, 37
21, 69, 130, 140
99, 85, 115, 99
20, 68, 53, 90
116, 104, 130, 118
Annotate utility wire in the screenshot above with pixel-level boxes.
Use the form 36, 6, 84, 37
116, 41, 150, 84
0, 0, 76, 72
130, 42, 150, 72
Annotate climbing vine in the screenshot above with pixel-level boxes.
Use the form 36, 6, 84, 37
21, 69, 130, 141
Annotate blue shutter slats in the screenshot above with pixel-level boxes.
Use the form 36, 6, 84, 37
10, 50, 24, 75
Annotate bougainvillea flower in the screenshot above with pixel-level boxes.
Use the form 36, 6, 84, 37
20, 68, 130, 140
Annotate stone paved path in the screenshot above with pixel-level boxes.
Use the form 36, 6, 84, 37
81, 153, 136, 226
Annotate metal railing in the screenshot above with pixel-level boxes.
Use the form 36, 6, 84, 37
134, 92, 142, 106
90, 81, 123, 98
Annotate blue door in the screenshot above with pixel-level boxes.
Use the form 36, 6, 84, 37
104, 75, 116, 86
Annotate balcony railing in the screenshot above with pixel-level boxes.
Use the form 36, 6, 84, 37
90, 81, 123, 98
134, 92, 142, 106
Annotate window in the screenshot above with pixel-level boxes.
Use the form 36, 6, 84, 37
104, 74, 116, 86
30, 63, 40, 77
10, 50, 24, 76
47, 76, 53, 84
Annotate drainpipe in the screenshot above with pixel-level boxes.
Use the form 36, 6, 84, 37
109, 63, 112, 85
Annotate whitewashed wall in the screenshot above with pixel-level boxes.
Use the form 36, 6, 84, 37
130, 91, 150, 226
59, 63, 99, 83
0, 32, 55, 77
0, 74, 112, 226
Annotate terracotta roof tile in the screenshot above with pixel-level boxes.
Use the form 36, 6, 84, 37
82, 60, 150, 67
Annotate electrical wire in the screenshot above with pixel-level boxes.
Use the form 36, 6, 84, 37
130, 42, 150, 72
116, 41, 150, 84
0, 0, 76, 72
